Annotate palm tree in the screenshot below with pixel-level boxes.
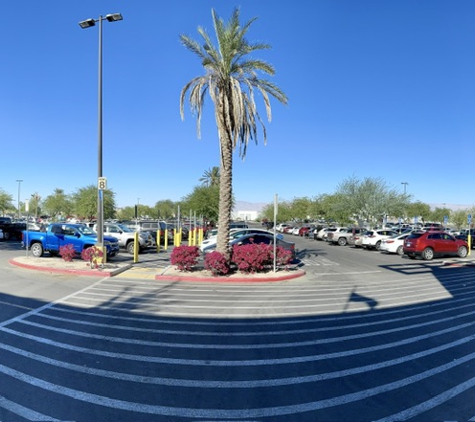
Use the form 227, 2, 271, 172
199, 166, 221, 187
180, 8, 288, 259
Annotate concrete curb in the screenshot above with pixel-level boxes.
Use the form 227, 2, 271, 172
9, 257, 306, 282
9, 258, 132, 277
155, 265, 306, 283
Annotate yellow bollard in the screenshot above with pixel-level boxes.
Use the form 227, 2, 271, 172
156, 229, 161, 253
164, 229, 168, 251
133, 231, 139, 263
199, 228, 204, 244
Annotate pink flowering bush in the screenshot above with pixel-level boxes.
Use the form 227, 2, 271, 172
171, 245, 200, 271
81, 246, 104, 269
231, 242, 271, 273
59, 243, 75, 262
204, 251, 230, 276
231, 241, 294, 273
275, 247, 293, 268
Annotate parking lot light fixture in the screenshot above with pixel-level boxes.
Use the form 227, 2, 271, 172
79, 13, 123, 255
79, 18, 95, 29
105, 13, 123, 22
401, 182, 408, 194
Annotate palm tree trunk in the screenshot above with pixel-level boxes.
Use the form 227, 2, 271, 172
215, 104, 233, 261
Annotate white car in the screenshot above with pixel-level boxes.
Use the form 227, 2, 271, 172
361, 229, 398, 250
291, 227, 301, 236
379, 232, 411, 255
275, 223, 290, 232
316, 227, 338, 241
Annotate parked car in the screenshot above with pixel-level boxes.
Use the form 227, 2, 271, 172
0, 218, 26, 240
316, 227, 338, 241
361, 229, 398, 250
291, 226, 301, 236
202, 232, 296, 261
456, 229, 475, 248
22, 223, 120, 259
298, 226, 313, 237
229, 222, 249, 230
94, 223, 154, 254
403, 230, 469, 260
328, 227, 364, 246
200, 228, 281, 251
349, 232, 364, 248
379, 232, 411, 255
275, 223, 290, 232
123, 220, 168, 243
0, 229, 3, 240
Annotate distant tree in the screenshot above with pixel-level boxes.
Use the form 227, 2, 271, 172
181, 185, 220, 223
406, 201, 431, 223
334, 176, 410, 225
199, 167, 220, 187
451, 209, 469, 230
116, 206, 136, 221
180, 8, 287, 259
260, 200, 292, 224
72, 185, 116, 221
29, 192, 41, 218
323, 193, 354, 225
43, 189, 73, 219
430, 207, 451, 224
0, 189, 14, 216
154, 200, 176, 219
290, 197, 313, 221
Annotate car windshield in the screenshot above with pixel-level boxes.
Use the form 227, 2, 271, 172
117, 224, 134, 232
77, 226, 96, 236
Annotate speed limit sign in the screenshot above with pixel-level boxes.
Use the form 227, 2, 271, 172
98, 177, 107, 190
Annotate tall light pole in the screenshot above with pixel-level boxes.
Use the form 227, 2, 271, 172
401, 182, 408, 194
16, 180, 23, 219
79, 13, 123, 253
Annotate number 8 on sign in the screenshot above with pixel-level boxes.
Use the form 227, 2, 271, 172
98, 177, 107, 190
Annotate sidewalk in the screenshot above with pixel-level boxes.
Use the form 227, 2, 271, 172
9, 255, 306, 282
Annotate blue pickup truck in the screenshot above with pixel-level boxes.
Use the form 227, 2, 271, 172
22, 223, 120, 259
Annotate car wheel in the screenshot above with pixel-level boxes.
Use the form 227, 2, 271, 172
4, 231, 10, 241
31, 242, 44, 257
375, 241, 381, 251
422, 247, 434, 261
126, 241, 135, 254
396, 245, 404, 255
338, 237, 347, 246
458, 246, 468, 258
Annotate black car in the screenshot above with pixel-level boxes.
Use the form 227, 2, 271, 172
203, 233, 296, 260
456, 229, 475, 249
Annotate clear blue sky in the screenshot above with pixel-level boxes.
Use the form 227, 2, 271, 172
2, 0, 474, 209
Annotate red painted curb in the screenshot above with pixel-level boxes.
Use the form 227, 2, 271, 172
155, 269, 306, 283
9, 258, 115, 277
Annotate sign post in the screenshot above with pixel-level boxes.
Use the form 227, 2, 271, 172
273, 194, 278, 273
468, 214, 472, 255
